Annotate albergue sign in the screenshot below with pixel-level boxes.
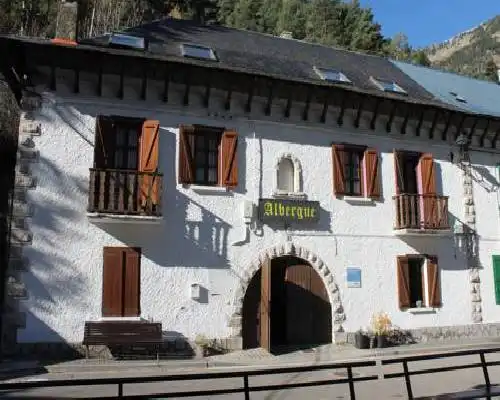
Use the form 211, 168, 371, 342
258, 198, 320, 224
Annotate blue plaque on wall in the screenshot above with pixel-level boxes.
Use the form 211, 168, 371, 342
346, 267, 361, 288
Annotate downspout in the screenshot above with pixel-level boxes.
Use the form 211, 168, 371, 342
232, 128, 257, 246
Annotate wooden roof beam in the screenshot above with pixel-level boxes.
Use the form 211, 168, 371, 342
428, 108, 440, 139
302, 86, 313, 121
441, 111, 455, 141
337, 91, 348, 126
369, 98, 381, 130
400, 106, 411, 135
415, 107, 426, 137
320, 90, 329, 123
264, 80, 274, 116
386, 101, 397, 133
479, 119, 491, 147
354, 95, 365, 128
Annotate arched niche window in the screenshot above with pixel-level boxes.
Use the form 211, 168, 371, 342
274, 154, 305, 198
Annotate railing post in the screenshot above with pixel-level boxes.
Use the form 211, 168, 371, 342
118, 382, 123, 398
402, 360, 413, 400
347, 366, 356, 400
480, 352, 491, 399
243, 374, 250, 400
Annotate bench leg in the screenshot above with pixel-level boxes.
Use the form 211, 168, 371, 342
85, 345, 89, 360
156, 344, 160, 364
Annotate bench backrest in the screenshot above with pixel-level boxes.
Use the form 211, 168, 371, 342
84, 321, 162, 341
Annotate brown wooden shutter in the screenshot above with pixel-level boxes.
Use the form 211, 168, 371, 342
123, 248, 141, 317
397, 256, 411, 309
364, 148, 381, 199
393, 149, 405, 194
427, 256, 441, 307
219, 130, 238, 187
260, 256, 271, 352
418, 153, 437, 228
418, 153, 437, 195
332, 144, 346, 195
94, 116, 116, 168
178, 125, 195, 184
139, 120, 160, 208
102, 247, 124, 317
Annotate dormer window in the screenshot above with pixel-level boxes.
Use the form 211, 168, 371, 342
370, 76, 407, 95
274, 154, 305, 199
314, 66, 352, 84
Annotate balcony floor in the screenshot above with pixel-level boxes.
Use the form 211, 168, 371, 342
393, 227, 453, 237
87, 212, 162, 224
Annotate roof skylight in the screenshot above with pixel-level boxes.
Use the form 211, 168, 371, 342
370, 77, 407, 95
314, 66, 352, 84
450, 91, 467, 103
181, 43, 218, 61
107, 33, 145, 51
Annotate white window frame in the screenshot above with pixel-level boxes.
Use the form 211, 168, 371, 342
273, 154, 306, 199
407, 257, 437, 314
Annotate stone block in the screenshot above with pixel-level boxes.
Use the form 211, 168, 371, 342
334, 331, 347, 344
15, 173, 35, 188
6, 276, 28, 299
19, 120, 41, 135
11, 228, 32, 244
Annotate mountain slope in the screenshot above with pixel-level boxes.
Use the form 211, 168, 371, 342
425, 15, 500, 80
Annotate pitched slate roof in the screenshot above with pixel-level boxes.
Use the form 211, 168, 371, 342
82, 18, 440, 104
392, 60, 500, 118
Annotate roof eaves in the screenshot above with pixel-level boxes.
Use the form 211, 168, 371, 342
2, 35, 493, 121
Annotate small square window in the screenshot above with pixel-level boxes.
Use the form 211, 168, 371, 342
181, 44, 217, 61
314, 66, 352, 84
370, 76, 407, 94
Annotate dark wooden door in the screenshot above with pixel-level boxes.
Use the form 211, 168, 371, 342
259, 256, 271, 351
285, 263, 331, 346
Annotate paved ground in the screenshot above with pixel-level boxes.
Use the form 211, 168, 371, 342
2, 353, 500, 398
2, 338, 500, 398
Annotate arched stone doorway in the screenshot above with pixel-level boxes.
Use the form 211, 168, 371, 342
242, 255, 332, 351
228, 243, 345, 350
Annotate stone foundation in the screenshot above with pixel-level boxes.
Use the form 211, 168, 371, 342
344, 322, 500, 345
11, 336, 242, 361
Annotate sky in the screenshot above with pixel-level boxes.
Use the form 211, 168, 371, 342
360, 0, 500, 48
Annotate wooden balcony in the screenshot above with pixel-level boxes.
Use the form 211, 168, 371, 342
88, 169, 163, 222
393, 194, 451, 235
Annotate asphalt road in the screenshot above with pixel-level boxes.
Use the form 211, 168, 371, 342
2, 353, 500, 399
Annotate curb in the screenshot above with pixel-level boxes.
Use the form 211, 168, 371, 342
14, 341, 500, 376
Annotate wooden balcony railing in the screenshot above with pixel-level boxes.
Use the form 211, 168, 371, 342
88, 169, 163, 217
393, 194, 450, 230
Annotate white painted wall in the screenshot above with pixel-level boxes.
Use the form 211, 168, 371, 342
18, 90, 500, 343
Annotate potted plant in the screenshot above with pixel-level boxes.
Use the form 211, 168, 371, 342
371, 312, 392, 348
354, 328, 370, 349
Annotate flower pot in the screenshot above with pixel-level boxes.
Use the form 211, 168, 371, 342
376, 334, 387, 348
354, 332, 370, 349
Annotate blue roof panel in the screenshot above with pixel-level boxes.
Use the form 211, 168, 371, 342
392, 60, 500, 118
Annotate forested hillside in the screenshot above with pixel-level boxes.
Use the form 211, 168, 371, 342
425, 15, 500, 82
0, 0, 434, 66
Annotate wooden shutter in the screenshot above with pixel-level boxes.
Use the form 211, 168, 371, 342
397, 256, 411, 309
427, 255, 441, 307
260, 256, 271, 351
493, 256, 500, 305
139, 120, 160, 208
94, 116, 115, 168
123, 248, 141, 317
418, 153, 437, 228
331, 144, 346, 195
102, 247, 124, 317
178, 125, 195, 184
418, 153, 437, 195
393, 149, 405, 194
219, 130, 238, 187
364, 148, 381, 199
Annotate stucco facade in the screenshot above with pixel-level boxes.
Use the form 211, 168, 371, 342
12, 73, 500, 348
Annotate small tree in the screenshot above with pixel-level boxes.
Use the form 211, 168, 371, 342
485, 59, 498, 83
412, 50, 431, 67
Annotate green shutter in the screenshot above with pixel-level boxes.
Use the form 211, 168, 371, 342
493, 256, 500, 305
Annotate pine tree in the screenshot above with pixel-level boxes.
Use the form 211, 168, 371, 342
485, 58, 498, 83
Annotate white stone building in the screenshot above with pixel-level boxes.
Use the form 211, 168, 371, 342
1, 18, 499, 356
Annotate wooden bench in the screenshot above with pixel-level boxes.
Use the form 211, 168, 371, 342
83, 320, 162, 360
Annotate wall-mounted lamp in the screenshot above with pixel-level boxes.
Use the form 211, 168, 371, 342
455, 133, 470, 163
